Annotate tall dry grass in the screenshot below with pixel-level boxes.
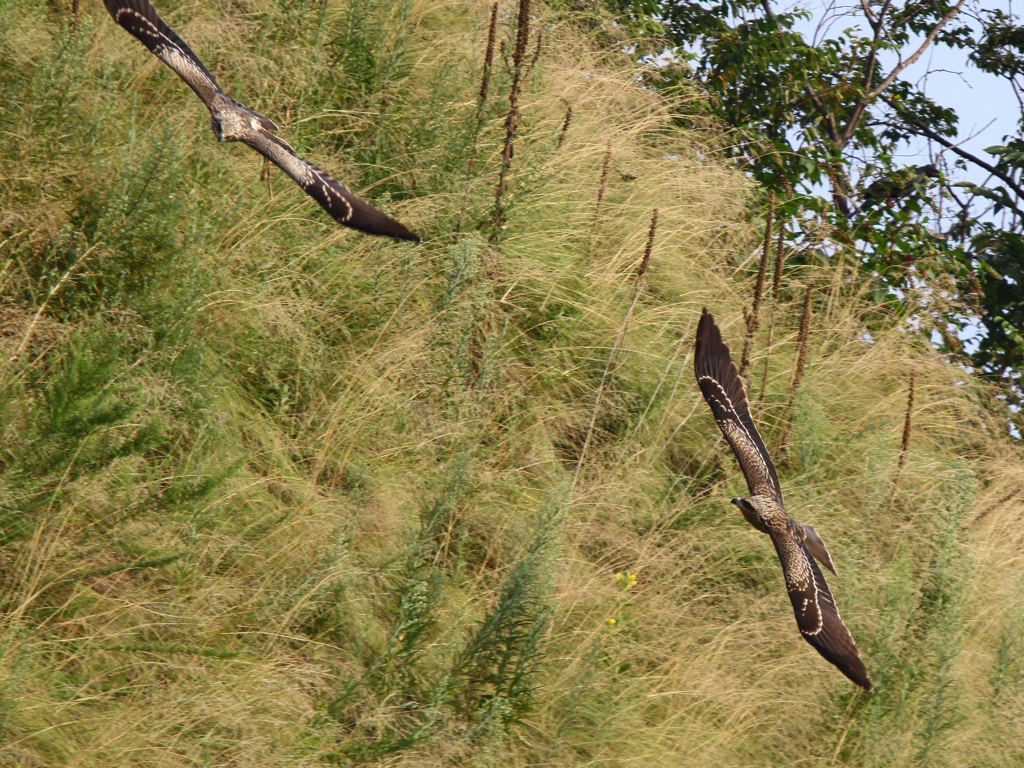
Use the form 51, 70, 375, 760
1, 0, 1023, 765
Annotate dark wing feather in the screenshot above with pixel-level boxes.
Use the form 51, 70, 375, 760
770, 524, 872, 690
240, 129, 421, 242
104, 0, 277, 131
694, 309, 783, 503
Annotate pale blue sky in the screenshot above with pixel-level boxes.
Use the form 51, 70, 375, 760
792, 0, 1021, 188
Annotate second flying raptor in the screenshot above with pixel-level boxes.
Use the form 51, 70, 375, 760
694, 309, 871, 690
103, 0, 419, 241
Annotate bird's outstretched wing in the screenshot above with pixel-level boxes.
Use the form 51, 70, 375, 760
770, 523, 872, 689
694, 309, 782, 504
241, 129, 421, 241
105, 0, 214, 108
103, 0, 278, 130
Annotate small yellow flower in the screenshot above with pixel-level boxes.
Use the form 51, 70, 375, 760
615, 571, 638, 591
606, 617, 617, 626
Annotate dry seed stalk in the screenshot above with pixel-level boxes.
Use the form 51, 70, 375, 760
888, 372, 916, 504
492, 0, 532, 230
556, 105, 573, 149
573, 210, 658, 491
778, 286, 812, 457
900, 372, 915, 457
772, 225, 785, 301
593, 143, 612, 222
461, 3, 500, 217
637, 209, 658, 281
973, 488, 1021, 525
478, 3, 499, 105
740, 192, 774, 377
790, 286, 812, 394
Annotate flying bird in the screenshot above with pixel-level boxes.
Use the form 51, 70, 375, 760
694, 309, 872, 690
103, 0, 419, 242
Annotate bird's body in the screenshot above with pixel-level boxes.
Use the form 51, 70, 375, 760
861, 164, 939, 210
694, 309, 871, 690
103, 0, 419, 242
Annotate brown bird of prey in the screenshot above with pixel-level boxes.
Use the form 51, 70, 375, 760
694, 309, 871, 690
103, 0, 419, 242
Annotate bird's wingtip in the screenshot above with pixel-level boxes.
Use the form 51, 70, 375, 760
849, 669, 873, 691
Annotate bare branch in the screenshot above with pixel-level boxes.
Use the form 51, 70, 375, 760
859, 0, 877, 30
881, 96, 1024, 207
865, 0, 967, 100
861, 0, 892, 88
840, 0, 892, 145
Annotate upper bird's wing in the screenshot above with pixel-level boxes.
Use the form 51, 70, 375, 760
104, 0, 221, 107
770, 522, 871, 689
103, 0, 277, 131
240, 128, 420, 242
694, 309, 783, 504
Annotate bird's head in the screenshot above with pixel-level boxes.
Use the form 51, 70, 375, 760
731, 497, 754, 512
730, 496, 770, 531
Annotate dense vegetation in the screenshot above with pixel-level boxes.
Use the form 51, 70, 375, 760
1, 0, 1023, 765
618, 0, 1024, 405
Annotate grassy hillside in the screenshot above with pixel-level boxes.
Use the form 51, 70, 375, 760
2, 0, 1024, 765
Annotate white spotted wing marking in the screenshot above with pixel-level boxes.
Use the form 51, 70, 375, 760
776, 528, 822, 635
717, 416, 779, 503
243, 129, 355, 223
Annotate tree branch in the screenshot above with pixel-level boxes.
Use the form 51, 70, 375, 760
861, 0, 892, 89
865, 0, 967, 100
803, 84, 841, 143
882, 95, 1024, 204
859, 0, 878, 31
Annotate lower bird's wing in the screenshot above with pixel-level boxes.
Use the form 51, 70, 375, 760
239, 128, 420, 242
769, 523, 871, 689
104, 0, 277, 132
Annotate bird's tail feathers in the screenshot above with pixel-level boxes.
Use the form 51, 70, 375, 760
801, 523, 837, 575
